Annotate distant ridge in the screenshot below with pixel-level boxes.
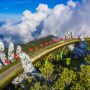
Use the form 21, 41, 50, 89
21, 35, 58, 51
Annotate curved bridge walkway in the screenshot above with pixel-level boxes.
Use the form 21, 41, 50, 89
0, 38, 90, 89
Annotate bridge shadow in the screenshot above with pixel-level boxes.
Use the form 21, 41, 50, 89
51, 51, 89, 71
3, 83, 16, 90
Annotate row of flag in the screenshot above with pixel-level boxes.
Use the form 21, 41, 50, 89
29, 38, 64, 52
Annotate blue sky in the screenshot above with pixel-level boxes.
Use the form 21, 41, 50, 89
0, 0, 89, 44
0, 0, 82, 14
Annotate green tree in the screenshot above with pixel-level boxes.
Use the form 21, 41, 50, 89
30, 82, 42, 90
39, 59, 54, 81
66, 58, 71, 66
71, 83, 85, 90
52, 68, 76, 90
52, 79, 65, 90
60, 68, 76, 87
79, 65, 90, 89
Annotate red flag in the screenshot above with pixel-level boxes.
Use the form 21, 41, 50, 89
53, 40, 57, 43
60, 37, 64, 40
40, 44, 44, 47
5, 60, 9, 64
56, 39, 59, 42
14, 54, 19, 60
29, 48, 33, 51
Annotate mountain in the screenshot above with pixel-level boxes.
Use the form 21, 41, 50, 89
21, 35, 58, 51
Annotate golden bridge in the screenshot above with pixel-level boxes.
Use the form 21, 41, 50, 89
0, 38, 90, 89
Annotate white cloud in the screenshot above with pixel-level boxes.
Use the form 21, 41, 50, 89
40, 0, 90, 37
40, 3, 74, 37
67, 0, 77, 8
0, 0, 90, 44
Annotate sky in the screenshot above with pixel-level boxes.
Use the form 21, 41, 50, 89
0, 0, 82, 14
0, 0, 90, 44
